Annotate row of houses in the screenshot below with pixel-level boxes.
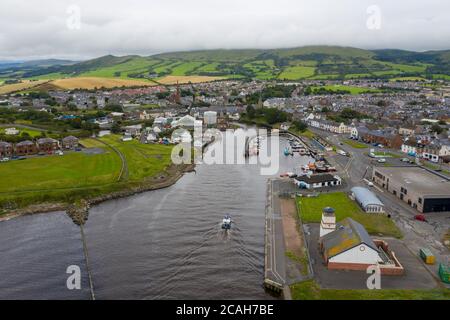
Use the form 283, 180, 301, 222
0, 136, 79, 158
307, 118, 353, 134
401, 138, 450, 163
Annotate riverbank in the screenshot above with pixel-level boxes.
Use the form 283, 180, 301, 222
0, 163, 195, 223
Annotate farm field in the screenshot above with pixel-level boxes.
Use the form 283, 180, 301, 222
50, 77, 156, 90
0, 80, 50, 95
278, 66, 315, 80
311, 84, 380, 94
79, 58, 161, 79
156, 75, 224, 84
297, 192, 401, 238
170, 62, 204, 76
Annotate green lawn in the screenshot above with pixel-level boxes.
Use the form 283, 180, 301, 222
0, 148, 121, 193
0, 135, 174, 210
343, 139, 367, 149
297, 192, 402, 238
98, 135, 173, 181
291, 280, 450, 300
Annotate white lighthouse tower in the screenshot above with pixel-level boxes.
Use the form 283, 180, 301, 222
319, 207, 336, 237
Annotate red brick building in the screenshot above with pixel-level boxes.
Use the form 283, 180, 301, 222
15, 140, 37, 156
37, 138, 59, 153
0, 141, 13, 158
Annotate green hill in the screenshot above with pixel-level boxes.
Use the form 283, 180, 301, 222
2, 46, 450, 83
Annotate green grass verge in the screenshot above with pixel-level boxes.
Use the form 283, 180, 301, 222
291, 280, 450, 300
343, 139, 367, 149
373, 151, 401, 158
297, 192, 402, 238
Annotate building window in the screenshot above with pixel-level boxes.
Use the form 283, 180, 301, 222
418, 198, 422, 204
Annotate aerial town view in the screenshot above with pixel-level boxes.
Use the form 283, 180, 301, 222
0, 0, 449, 313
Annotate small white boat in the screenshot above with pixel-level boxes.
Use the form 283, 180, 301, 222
222, 215, 232, 230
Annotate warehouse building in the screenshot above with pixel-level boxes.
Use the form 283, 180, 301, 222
351, 187, 385, 213
372, 166, 450, 213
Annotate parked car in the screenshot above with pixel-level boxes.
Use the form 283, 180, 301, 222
414, 214, 427, 222
0, 157, 10, 162
366, 181, 374, 187
401, 158, 410, 162
337, 150, 347, 156
377, 158, 386, 163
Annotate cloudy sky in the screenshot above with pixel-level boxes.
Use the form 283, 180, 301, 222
0, 0, 449, 60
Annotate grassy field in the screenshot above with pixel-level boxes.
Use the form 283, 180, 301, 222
156, 75, 224, 84
0, 148, 121, 193
311, 85, 380, 95
278, 66, 315, 80
343, 139, 368, 149
297, 192, 401, 238
99, 135, 173, 181
0, 135, 174, 210
290, 280, 450, 300
170, 62, 204, 76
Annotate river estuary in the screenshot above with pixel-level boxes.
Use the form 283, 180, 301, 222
0, 132, 313, 299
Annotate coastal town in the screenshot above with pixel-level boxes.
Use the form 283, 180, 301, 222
0, 75, 449, 300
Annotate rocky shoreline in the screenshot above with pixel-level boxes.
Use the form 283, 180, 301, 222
0, 163, 195, 224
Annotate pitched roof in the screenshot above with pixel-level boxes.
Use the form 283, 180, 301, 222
0, 141, 12, 147
320, 218, 378, 260
16, 140, 34, 146
37, 137, 58, 144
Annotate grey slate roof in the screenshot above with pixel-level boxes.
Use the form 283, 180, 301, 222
320, 218, 379, 259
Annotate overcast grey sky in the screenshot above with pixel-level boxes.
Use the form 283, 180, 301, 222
0, 0, 449, 60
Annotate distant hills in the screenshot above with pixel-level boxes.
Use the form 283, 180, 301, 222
1, 46, 450, 82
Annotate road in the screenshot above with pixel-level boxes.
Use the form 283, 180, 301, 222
310, 128, 450, 285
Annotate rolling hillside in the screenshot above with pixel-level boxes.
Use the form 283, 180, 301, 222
1, 46, 450, 87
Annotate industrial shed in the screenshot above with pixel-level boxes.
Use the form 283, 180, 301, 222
351, 187, 385, 213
